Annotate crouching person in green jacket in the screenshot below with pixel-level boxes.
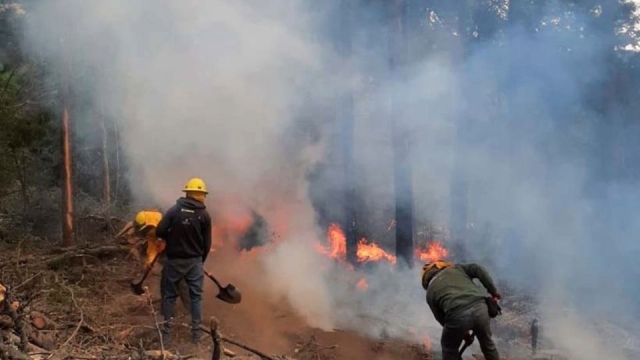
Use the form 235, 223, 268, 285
421, 261, 501, 360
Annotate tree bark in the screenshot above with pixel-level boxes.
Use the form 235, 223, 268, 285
390, 0, 414, 269
61, 38, 75, 247
61, 103, 74, 247
98, 64, 111, 209
100, 115, 111, 208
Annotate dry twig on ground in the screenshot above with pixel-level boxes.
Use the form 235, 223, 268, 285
61, 285, 83, 348
145, 286, 167, 359
209, 317, 222, 360
189, 322, 278, 360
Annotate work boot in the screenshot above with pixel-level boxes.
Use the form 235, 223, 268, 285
161, 332, 172, 349
191, 331, 200, 345
161, 319, 172, 349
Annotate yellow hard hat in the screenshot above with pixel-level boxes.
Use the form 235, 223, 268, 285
134, 210, 163, 231
183, 177, 208, 194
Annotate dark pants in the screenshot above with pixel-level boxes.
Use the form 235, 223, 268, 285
160, 261, 191, 312
161, 257, 204, 338
441, 301, 500, 360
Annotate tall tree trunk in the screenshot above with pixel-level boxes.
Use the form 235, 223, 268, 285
100, 115, 111, 208
61, 104, 74, 247
338, 0, 357, 265
448, 2, 475, 262
98, 64, 111, 209
11, 150, 29, 217
61, 52, 75, 247
390, 0, 414, 269
112, 115, 121, 206
449, 160, 468, 261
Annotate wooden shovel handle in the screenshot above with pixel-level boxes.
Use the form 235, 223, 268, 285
134, 251, 161, 285
204, 270, 224, 289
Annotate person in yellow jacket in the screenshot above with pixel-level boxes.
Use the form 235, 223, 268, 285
133, 210, 165, 267
119, 209, 190, 313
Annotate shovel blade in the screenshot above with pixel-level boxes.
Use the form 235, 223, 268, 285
130, 281, 145, 296
216, 285, 242, 304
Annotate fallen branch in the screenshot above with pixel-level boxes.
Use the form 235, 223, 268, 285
293, 334, 337, 359
210, 317, 221, 360
13, 271, 43, 291
25, 328, 54, 351
145, 286, 167, 359
30, 311, 55, 330
8, 332, 48, 353
220, 337, 276, 360
0, 245, 131, 269
0, 282, 56, 351
0, 282, 29, 352
46, 245, 130, 269
0, 342, 30, 360
190, 323, 277, 360
61, 285, 83, 347
223, 348, 236, 358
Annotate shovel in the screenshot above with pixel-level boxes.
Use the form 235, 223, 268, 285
204, 270, 242, 304
130, 252, 161, 295
459, 330, 475, 358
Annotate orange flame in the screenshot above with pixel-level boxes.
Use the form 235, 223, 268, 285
356, 239, 396, 264
356, 278, 368, 291
316, 224, 396, 265
316, 223, 347, 259
415, 241, 449, 262
317, 224, 448, 266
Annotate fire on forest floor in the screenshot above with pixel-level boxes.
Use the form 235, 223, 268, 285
0, 214, 580, 360
0, 218, 436, 360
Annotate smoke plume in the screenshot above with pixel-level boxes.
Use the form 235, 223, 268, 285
20, 1, 640, 358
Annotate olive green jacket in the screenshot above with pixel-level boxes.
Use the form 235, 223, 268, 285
423, 263, 498, 326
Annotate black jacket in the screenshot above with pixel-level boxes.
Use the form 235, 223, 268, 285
156, 197, 212, 262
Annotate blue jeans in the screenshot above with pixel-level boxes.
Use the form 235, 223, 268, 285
161, 257, 204, 337
159, 254, 191, 312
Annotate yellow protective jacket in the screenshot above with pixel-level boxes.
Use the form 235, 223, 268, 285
135, 210, 165, 267
116, 209, 165, 267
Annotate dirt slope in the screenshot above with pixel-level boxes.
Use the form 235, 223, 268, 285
156, 248, 432, 359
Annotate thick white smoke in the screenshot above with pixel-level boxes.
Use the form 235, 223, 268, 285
22, 0, 346, 330
20, 1, 640, 358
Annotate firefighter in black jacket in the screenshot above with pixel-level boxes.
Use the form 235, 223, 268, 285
156, 177, 212, 345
